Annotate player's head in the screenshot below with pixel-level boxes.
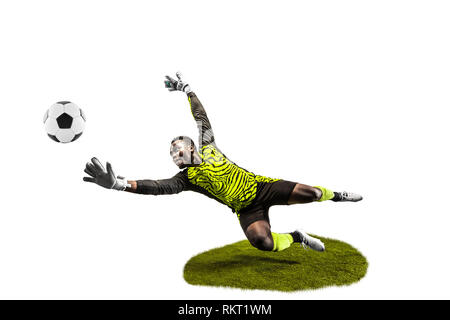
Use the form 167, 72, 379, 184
170, 136, 198, 168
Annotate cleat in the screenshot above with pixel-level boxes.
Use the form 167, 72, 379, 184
294, 230, 325, 252
334, 191, 363, 202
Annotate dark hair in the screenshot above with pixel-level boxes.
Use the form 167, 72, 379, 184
171, 136, 196, 149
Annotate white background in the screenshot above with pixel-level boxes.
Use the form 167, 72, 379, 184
0, 0, 449, 299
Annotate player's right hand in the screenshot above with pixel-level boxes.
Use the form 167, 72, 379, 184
83, 157, 129, 191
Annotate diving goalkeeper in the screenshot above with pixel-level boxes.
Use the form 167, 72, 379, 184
83, 72, 363, 252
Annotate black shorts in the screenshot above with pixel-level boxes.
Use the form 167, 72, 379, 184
237, 180, 297, 231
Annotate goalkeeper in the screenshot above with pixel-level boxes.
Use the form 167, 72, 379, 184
83, 72, 363, 252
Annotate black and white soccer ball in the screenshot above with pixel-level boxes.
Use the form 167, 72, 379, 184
44, 101, 86, 143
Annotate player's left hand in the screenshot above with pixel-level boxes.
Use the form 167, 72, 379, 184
164, 72, 191, 93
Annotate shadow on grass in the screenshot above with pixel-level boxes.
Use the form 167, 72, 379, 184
204, 255, 299, 268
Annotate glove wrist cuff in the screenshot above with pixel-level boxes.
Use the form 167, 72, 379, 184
183, 84, 192, 94
113, 177, 131, 191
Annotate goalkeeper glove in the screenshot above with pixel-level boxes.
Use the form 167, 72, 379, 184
164, 71, 192, 93
83, 157, 130, 191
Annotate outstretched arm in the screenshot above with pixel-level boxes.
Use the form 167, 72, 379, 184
187, 91, 215, 148
165, 72, 215, 149
126, 171, 188, 195
83, 158, 187, 195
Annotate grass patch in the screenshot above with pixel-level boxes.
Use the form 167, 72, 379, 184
184, 235, 368, 292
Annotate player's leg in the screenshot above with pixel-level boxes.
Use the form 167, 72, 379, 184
288, 183, 363, 205
244, 220, 297, 252
244, 220, 325, 252
239, 208, 324, 252
287, 183, 322, 204
239, 207, 293, 252
244, 220, 274, 251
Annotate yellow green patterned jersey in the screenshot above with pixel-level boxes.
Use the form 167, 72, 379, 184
187, 144, 279, 212
134, 91, 280, 213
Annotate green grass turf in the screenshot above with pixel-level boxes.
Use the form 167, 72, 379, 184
184, 235, 368, 292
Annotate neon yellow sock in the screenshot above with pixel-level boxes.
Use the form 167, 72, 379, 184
314, 186, 335, 202
271, 233, 294, 252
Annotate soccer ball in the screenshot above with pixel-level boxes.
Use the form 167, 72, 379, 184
43, 101, 86, 143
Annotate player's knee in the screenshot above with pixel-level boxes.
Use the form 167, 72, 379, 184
295, 185, 321, 201
249, 234, 273, 251
311, 187, 322, 201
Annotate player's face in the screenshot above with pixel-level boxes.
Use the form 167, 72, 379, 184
170, 140, 195, 168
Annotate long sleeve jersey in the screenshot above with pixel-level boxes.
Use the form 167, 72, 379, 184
135, 92, 279, 213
